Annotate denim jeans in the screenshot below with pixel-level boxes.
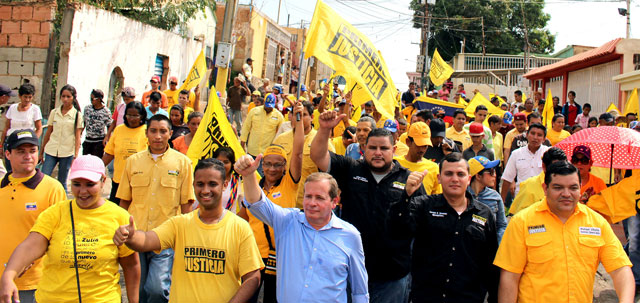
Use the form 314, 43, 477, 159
628, 214, 640, 285
139, 248, 174, 303
41, 154, 73, 191
18, 290, 35, 303
369, 274, 411, 303
230, 108, 243, 133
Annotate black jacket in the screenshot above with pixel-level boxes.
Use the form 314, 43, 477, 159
390, 192, 499, 303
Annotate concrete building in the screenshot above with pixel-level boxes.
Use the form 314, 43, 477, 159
215, 2, 292, 88
56, 3, 215, 112
524, 38, 640, 114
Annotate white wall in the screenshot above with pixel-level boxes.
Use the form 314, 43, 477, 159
59, 4, 208, 110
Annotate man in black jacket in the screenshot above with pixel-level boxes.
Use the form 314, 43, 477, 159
391, 152, 499, 303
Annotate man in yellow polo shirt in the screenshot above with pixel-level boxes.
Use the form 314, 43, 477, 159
116, 115, 195, 303
241, 94, 284, 176
394, 122, 441, 195
495, 161, 634, 303
0, 129, 66, 303
446, 109, 472, 151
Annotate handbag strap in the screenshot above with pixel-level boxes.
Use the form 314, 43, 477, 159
69, 201, 82, 302
262, 223, 275, 251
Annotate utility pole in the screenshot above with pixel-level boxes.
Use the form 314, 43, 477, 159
277, 0, 282, 24
215, 0, 240, 97
420, 2, 431, 91
520, 0, 530, 73
626, 0, 631, 38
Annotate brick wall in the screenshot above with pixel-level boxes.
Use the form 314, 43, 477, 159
0, 1, 55, 106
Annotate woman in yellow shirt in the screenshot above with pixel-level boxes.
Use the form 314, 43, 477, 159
0, 155, 140, 303
547, 113, 571, 146
102, 101, 148, 205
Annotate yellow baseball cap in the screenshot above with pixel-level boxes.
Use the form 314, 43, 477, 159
407, 122, 432, 147
263, 144, 287, 160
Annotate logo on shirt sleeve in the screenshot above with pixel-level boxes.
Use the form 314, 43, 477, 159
25, 202, 37, 211
579, 227, 601, 236
528, 224, 546, 234
184, 247, 226, 274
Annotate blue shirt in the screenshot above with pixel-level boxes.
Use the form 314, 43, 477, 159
244, 193, 369, 303
145, 106, 169, 118
345, 143, 363, 160
468, 186, 507, 243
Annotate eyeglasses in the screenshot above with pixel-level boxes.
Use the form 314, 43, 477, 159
150, 80, 158, 84
571, 157, 590, 165
126, 114, 141, 118
170, 82, 178, 85
263, 162, 285, 169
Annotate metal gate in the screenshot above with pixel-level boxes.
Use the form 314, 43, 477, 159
567, 60, 619, 114
264, 39, 277, 80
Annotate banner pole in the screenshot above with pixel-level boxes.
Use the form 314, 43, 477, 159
296, 20, 306, 101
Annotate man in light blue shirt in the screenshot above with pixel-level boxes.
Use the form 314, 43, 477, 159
236, 154, 369, 303
345, 116, 376, 160
146, 92, 169, 118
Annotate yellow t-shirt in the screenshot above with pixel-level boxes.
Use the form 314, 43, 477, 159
154, 209, 264, 302
31, 200, 134, 303
395, 140, 409, 158
509, 173, 545, 215
103, 124, 148, 183
0, 173, 66, 290
183, 106, 194, 124
333, 119, 356, 139
547, 129, 571, 146
164, 89, 195, 109
493, 132, 504, 162
250, 171, 298, 259
394, 156, 442, 195
332, 136, 347, 156
504, 128, 525, 152
272, 129, 335, 207
247, 102, 256, 114
446, 127, 472, 151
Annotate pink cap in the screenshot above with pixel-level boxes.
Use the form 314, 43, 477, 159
150, 75, 161, 83
168, 76, 178, 83
69, 155, 106, 182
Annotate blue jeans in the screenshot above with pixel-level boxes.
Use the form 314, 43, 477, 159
230, 108, 242, 133
369, 274, 411, 303
139, 248, 174, 303
628, 214, 640, 285
41, 154, 73, 191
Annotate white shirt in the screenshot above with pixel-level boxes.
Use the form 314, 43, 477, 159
243, 63, 253, 82
501, 144, 550, 195
5, 103, 42, 136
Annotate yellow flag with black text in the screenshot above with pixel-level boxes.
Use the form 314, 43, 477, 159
541, 89, 554, 129
429, 49, 454, 87
187, 86, 245, 166
303, 0, 395, 119
179, 49, 207, 92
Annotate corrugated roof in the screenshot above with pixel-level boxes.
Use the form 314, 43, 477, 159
524, 38, 622, 79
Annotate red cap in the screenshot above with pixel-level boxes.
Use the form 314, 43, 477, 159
469, 123, 484, 136
150, 75, 161, 83
514, 113, 527, 121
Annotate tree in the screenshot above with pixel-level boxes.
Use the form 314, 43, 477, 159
410, 0, 555, 61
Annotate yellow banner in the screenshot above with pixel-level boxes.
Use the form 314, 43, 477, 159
541, 89, 554, 129
187, 86, 245, 166
303, 0, 395, 119
623, 88, 639, 116
429, 49, 453, 87
179, 49, 207, 92
606, 103, 620, 115
464, 92, 505, 121
587, 172, 639, 223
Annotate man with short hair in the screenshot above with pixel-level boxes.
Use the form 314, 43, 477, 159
345, 116, 376, 160
401, 82, 418, 105
495, 161, 634, 303
390, 152, 499, 302
243, 58, 256, 92
512, 90, 523, 113
488, 115, 503, 167
446, 109, 472, 151
237, 158, 369, 302
464, 105, 494, 153
501, 123, 550, 202
146, 92, 169, 118
113, 158, 263, 302
599, 112, 615, 126
116, 115, 196, 303
241, 94, 284, 168
163, 76, 181, 108
142, 75, 168, 108
311, 110, 425, 302
394, 122, 441, 195
425, 118, 459, 164
0, 129, 66, 303
227, 77, 250, 131
0, 84, 16, 105
463, 122, 494, 161
508, 112, 552, 156
562, 91, 582, 127
508, 147, 567, 215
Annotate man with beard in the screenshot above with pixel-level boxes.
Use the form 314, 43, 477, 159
311, 110, 425, 302
113, 158, 263, 302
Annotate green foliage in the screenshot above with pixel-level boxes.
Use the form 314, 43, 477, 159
409, 0, 555, 61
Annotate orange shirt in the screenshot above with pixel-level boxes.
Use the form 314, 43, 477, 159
581, 173, 607, 196
141, 90, 169, 108
172, 135, 189, 155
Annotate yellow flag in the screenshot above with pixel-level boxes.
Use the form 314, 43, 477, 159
179, 49, 207, 92
458, 96, 468, 107
489, 94, 507, 106
304, 0, 396, 119
541, 89, 554, 129
187, 86, 245, 166
606, 103, 620, 114
429, 49, 453, 87
623, 88, 639, 116
587, 172, 639, 223
464, 92, 505, 120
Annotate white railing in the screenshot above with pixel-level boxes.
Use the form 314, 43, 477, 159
458, 53, 563, 71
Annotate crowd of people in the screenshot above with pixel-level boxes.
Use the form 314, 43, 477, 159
0, 66, 639, 303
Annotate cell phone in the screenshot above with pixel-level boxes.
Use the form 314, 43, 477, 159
296, 113, 301, 121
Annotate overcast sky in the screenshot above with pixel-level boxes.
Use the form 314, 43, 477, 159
240, 0, 639, 88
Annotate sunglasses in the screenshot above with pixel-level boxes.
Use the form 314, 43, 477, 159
571, 156, 590, 165
170, 82, 178, 85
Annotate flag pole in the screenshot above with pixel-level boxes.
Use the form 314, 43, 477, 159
296, 19, 307, 102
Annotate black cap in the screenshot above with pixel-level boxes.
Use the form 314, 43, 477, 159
6, 129, 39, 150
246, 57, 253, 62
429, 118, 446, 137
599, 112, 614, 123
0, 84, 17, 97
